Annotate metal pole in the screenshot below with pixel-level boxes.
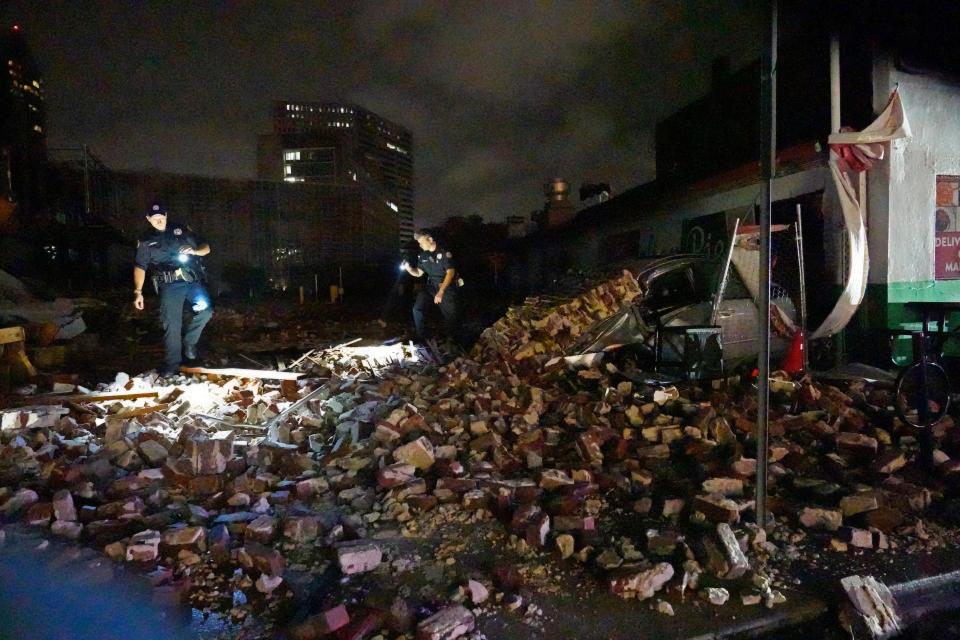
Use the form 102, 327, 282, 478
2, 148, 12, 195
796, 204, 809, 372
756, 0, 778, 531
82, 144, 92, 221
711, 217, 741, 325
830, 33, 847, 366
830, 35, 841, 134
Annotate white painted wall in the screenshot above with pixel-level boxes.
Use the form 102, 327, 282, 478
874, 58, 960, 287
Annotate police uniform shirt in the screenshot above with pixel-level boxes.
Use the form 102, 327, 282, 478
417, 246, 455, 284
135, 222, 203, 271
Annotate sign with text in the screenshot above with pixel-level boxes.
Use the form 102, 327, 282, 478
935, 175, 960, 280
681, 212, 728, 262
936, 232, 960, 279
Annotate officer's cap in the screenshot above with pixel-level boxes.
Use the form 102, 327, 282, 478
148, 203, 168, 216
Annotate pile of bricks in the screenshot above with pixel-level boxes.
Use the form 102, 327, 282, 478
1, 273, 960, 638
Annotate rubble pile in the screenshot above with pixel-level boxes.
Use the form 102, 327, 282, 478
1, 277, 960, 638
472, 269, 641, 366
210, 307, 396, 357
0, 269, 98, 342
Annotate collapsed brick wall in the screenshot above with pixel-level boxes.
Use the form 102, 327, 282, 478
472, 270, 641, 368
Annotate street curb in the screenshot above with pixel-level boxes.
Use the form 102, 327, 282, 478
679, 567, 960, 640
892, 568, 960, 627
682, 596, 829, 640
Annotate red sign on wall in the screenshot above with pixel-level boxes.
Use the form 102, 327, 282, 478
935, 175, 960, 280
936, 232, 960, 280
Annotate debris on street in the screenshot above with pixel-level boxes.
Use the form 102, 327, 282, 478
2, 270, 960, 638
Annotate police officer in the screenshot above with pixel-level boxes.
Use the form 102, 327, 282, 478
401, 231, 460, 345
133, 204, 213, 375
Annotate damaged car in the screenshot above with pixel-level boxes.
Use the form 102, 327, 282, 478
558, 253, 798, 379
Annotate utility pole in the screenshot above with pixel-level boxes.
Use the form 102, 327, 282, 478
756, 0, 778, 531
82, 144, 92, 221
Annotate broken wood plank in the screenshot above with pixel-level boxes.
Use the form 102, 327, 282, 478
289, 338, 362, 370
3, 345, 37, 379
0, 326, 26, 345
266, 383, 332, 441
195, 413, 268, 431
2, 390, 160, 409
179, 366, 303, 381
112, 403, 170, 419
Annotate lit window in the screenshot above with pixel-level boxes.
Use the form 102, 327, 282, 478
284, 150, 300, 161
284, 165, 292, 175
386, 201, 399, 212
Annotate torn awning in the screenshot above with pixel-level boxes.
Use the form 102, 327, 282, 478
809, 88, 912, 340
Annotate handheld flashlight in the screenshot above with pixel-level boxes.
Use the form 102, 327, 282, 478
177, 254, 189, 264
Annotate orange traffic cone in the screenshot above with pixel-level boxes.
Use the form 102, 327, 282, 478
782, 329, 805, 375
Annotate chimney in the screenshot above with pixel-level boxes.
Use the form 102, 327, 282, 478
542, 178, 575, 227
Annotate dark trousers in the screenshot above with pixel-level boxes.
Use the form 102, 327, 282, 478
413, 282, 459, 343
158, 281, 213, 369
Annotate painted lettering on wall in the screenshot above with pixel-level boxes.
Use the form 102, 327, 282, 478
681, 212, 728, 261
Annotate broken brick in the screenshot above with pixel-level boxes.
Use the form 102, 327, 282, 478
336, 540, 382, 575
416, 605, 475, 640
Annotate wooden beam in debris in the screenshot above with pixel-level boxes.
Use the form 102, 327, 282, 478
113, 403, 170, 419
265, 383, 331, 441
289, 337, 362, 369
195, 413, 268, 432
179, 366, 303, 381
0, 326, 26, 345
2, 390, 160, 408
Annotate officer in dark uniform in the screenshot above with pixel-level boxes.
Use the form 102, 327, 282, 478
133, 204, 213, 375
401, 231, 460, 344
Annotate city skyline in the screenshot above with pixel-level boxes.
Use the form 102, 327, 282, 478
0, 1, 764, 226
257, 100, 414, 250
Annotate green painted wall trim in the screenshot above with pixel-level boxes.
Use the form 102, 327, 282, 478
883, 280, 960, 360
888, 280, 960, 304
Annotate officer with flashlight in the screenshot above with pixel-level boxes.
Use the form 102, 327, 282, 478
133, 203, 213, 375
400, 230, 461, 346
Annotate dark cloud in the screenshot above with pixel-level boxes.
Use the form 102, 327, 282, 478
3, 0, 762, 225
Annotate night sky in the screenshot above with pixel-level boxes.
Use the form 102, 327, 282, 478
3, 1, 763, 226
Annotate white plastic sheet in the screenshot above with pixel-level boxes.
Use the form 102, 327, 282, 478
809, 89, 912, 340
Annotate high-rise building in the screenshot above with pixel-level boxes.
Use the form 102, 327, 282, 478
257, 101, 414, 251
0, 24, 46, 224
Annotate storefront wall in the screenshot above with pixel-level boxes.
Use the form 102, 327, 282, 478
866, 57, 960, 361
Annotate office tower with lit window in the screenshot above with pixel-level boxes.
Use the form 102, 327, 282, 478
0, 24, 46, 222
257, 101, 414, 251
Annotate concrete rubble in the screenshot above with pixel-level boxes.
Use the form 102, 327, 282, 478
840, 575, 902, 639
1, 269, 960, 638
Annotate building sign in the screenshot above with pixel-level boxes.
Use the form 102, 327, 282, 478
935, 175, 960, 280
681, 212, 728, 261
